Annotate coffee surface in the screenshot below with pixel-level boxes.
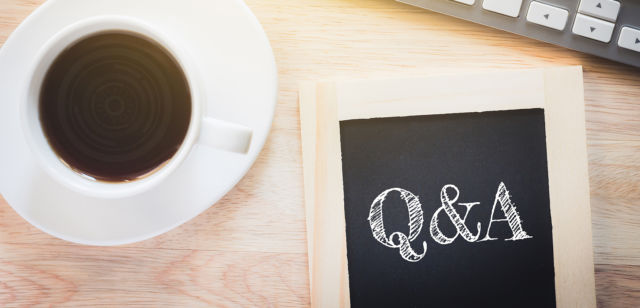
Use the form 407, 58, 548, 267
40, 32, 191, 182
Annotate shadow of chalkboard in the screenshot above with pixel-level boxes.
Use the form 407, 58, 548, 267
339, 109, 555, 308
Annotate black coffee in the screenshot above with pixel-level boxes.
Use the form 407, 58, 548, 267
39, 32, 191, 182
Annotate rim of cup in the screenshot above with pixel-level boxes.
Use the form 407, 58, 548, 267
21, 15, 203, 199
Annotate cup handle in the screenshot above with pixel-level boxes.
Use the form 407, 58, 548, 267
198, 117, 252, 154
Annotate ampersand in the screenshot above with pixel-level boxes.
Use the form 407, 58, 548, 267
429, 184, 481, 244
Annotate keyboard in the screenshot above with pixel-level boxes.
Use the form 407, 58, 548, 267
399, 0, 640, 68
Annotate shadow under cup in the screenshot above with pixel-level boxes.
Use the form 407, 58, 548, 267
38, 31, 192, 183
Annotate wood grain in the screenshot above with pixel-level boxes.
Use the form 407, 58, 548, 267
0, 243, 308, 307
1, 0, 639, 306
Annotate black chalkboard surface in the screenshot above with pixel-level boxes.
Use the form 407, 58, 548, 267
339, 109, 555, 308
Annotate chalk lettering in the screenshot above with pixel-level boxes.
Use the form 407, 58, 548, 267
368, 188, 427, 262
368, 182, 533, 262
430, 185, 482, 244
480, 182, 533, 241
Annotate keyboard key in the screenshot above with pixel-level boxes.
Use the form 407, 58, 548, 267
572, 13, 615, 43
453, 0, 475, 5
526, 2, 569, 31
578, 0, 620, 22
618, 27, 640, 53
482, 0, 523, 18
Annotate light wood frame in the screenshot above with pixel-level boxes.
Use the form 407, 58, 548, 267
300, 66, 596, 308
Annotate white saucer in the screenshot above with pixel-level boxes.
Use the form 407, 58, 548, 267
0, 0, 277, 245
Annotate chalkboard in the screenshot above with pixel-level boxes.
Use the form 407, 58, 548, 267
299, 67, 596, 307
339, 109, 556, 307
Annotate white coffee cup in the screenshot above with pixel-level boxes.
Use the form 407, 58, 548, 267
21, 16, 253, 199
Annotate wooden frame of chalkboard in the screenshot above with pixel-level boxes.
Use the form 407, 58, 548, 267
300, 66, 596, 307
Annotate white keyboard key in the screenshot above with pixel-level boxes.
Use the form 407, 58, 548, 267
618, 27, 640, 53
526, 2, 569, 31
454, 0, 475, 5
482, 0, 523, 18
572, 13, 615, 43
578, 0, 620, 22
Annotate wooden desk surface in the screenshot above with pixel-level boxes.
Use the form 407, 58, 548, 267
1, 0, 638, 306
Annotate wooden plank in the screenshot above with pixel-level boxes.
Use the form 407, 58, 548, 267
0, 243, 308, 307
595, 264, 640, 308
543, 67, 596, 307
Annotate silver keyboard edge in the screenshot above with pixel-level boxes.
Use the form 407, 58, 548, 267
398, 0, 640, 68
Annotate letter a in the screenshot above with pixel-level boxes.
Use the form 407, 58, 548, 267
480, 182, 533, 241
